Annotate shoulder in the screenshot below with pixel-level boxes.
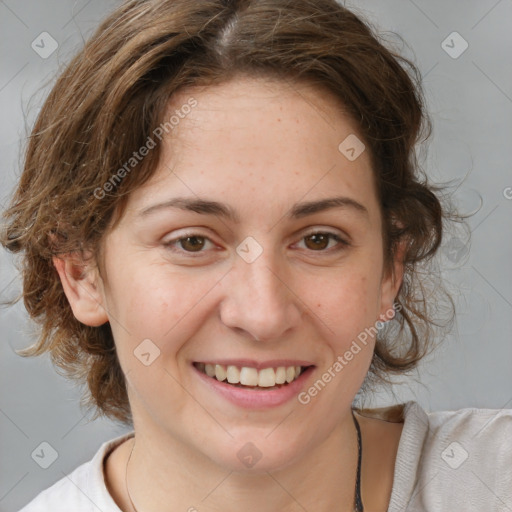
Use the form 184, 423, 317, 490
382, 401, 512, 512
408, 401, 512, 466
18, 431, 134, 512
18, 460, 93, 512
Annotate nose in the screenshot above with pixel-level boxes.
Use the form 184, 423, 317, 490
219, 250, 303, 342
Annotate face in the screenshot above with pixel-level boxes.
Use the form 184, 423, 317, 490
60, 76, 401, 473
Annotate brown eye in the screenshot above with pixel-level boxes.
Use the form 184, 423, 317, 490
164, 234, 214, 255
178, 236, 206, 252
304, 233, 330, 250
298, 231, 349, 253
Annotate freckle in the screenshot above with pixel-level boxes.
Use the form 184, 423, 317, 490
317, 303, 321, 308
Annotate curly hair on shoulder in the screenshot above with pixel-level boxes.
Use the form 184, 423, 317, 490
1, 0, 461, 425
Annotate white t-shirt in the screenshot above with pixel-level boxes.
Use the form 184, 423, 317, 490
19, 400, 512, 511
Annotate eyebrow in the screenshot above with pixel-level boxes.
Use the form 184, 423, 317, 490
139, 196, 369, 222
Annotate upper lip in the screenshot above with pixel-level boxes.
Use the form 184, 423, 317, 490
194, 359, 315, 369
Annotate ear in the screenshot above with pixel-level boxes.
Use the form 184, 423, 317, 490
378, 239, 407, 322
53, 252, 109, 327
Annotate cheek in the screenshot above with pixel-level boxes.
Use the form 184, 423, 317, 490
313, 270, 381, 343
104, 259, 217, 358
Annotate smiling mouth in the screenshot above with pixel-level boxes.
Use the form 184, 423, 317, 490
193, 362, 313, 390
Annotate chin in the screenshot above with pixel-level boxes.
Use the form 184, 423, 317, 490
202, 433, 309, 474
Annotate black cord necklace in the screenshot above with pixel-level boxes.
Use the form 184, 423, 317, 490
352, 409, 364, 512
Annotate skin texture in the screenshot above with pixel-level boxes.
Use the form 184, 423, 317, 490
54, 76, 404, 511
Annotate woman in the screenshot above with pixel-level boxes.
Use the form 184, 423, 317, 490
2, 0, 511, 511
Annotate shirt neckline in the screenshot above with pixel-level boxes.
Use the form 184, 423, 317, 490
91, 400, 428, 511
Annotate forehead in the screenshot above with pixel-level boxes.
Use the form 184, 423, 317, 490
123, 76, 378, 220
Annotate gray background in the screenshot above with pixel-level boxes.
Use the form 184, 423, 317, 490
1, 1, 511, 510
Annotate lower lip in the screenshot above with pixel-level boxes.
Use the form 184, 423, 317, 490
192, 365, 315, 409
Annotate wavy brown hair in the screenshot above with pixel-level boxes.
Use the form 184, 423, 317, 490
1, 0, 458, 424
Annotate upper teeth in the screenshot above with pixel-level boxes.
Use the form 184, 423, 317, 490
199, 363, 303, 387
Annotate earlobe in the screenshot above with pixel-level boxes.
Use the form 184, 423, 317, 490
52, 254, 109, 327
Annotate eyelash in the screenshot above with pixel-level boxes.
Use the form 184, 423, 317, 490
163, 230, 350, 257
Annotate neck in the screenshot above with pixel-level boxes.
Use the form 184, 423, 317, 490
121, 410, 360, 512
